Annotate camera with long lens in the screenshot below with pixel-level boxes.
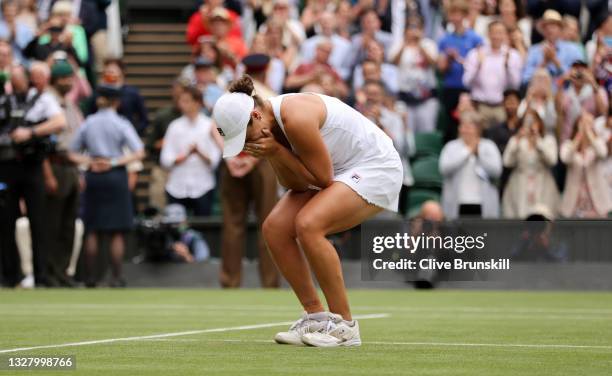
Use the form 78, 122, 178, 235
135, 208, 184, 262
0, 72, 55, 162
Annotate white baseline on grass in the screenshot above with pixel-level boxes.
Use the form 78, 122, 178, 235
186, 338, 612, 350
0, 313, 389, 354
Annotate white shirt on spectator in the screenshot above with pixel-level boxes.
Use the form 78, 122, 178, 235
457, 154, 482, 204
25, 88, 62, 123
161, 113, 221, 199
389, 38, 438, 95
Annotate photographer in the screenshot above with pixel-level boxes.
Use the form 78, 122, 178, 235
557, 60, 608, 143
0, 63, 66, 287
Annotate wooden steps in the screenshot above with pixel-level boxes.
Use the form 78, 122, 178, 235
123, 22, 192, 212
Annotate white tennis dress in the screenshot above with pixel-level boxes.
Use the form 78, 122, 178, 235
269, 93, 403, 212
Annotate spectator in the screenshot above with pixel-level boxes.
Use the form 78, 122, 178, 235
586, 14, 611, 67
186, 0, 242, 46
93, 58, 149, 135
146, 79, 187, 210
508, 26, 529, 62
517, 68, 556, 133
502, 109, 560, 219
69, 84, 145, 287
285, 39, 348, 97
45, 1, 89, 65
522, 9, 584, 88
0, 40, 13, 74
463, 20, 522, 129
192, 56, 224, 115
262, 18, 299, 76
560, 112, 611, 218
356, 80, 405, 133
357, 79, 415, 216
334, 0, 354, 40
219, 53, 280, 288
77, 0, 111, 74
0, 64, 66, 288
347, 9, 394, 70
209, 7, 248, 64
353, 39, 398, 95
160, 85, 222, 216
257, 0, 305, 59
249, 32, 285, 93
562, 15, 583, 55
181, 36, 234, 86
300, 11, 351, 80
300, 0, 329, 38
556, 60, 608, 143
497, 0, 531, 49
390, 16, 439, 133
43, 60, 83, 287
50, 50, 92, 106
465, 0, 493, 39
437, 0, 483, 141
593, 115, 612, 204
158, 204, 210, 263
23, 16, 80, 65
240, 53, 276, 98
16, 0, 38, 33
484, 89, 521, 194
0, 0, 34, 65
484, 89, 522, 155
439, 110, 502, 219
350, 0, 395, 34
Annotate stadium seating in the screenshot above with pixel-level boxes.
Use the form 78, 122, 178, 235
413, 131, 443, 159
411, 155, 443, 190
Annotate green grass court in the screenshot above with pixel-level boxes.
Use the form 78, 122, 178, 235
1, 289, 611, 375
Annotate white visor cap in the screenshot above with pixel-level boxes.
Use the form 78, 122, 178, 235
212, 92, 255, 158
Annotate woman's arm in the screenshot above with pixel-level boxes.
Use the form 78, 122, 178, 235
281, 99, 333, 188
114, 148, 145, 167
502, 136, 519, 168
439, 141, 471, 176
244, 98, 333, 190
559, 139, 576, 165
477, 140, 503, 179
536, 135, 558, 166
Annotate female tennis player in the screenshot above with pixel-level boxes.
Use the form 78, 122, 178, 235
213, 76, 402, 347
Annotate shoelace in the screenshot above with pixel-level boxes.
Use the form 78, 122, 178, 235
289, 314, 308, 331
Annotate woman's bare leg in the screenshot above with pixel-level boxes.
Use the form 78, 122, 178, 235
262, 190, 325, 313
295, 182, 382, 321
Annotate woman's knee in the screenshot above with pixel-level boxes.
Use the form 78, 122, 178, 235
295, 210, 323, 244
262, 210, 292, 245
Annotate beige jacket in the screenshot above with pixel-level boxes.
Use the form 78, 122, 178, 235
502, 135, 560, 218
560, 138, 611, 217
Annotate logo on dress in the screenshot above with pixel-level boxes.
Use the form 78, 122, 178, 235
217, 128, 225, 137
351, 173, 361, 183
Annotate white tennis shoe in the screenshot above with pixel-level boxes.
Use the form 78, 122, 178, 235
274, 312, 330, 345
301, 313, 362, 347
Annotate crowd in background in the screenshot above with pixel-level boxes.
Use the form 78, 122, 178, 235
167, 0, 611, 222
0, 0, 611, 289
